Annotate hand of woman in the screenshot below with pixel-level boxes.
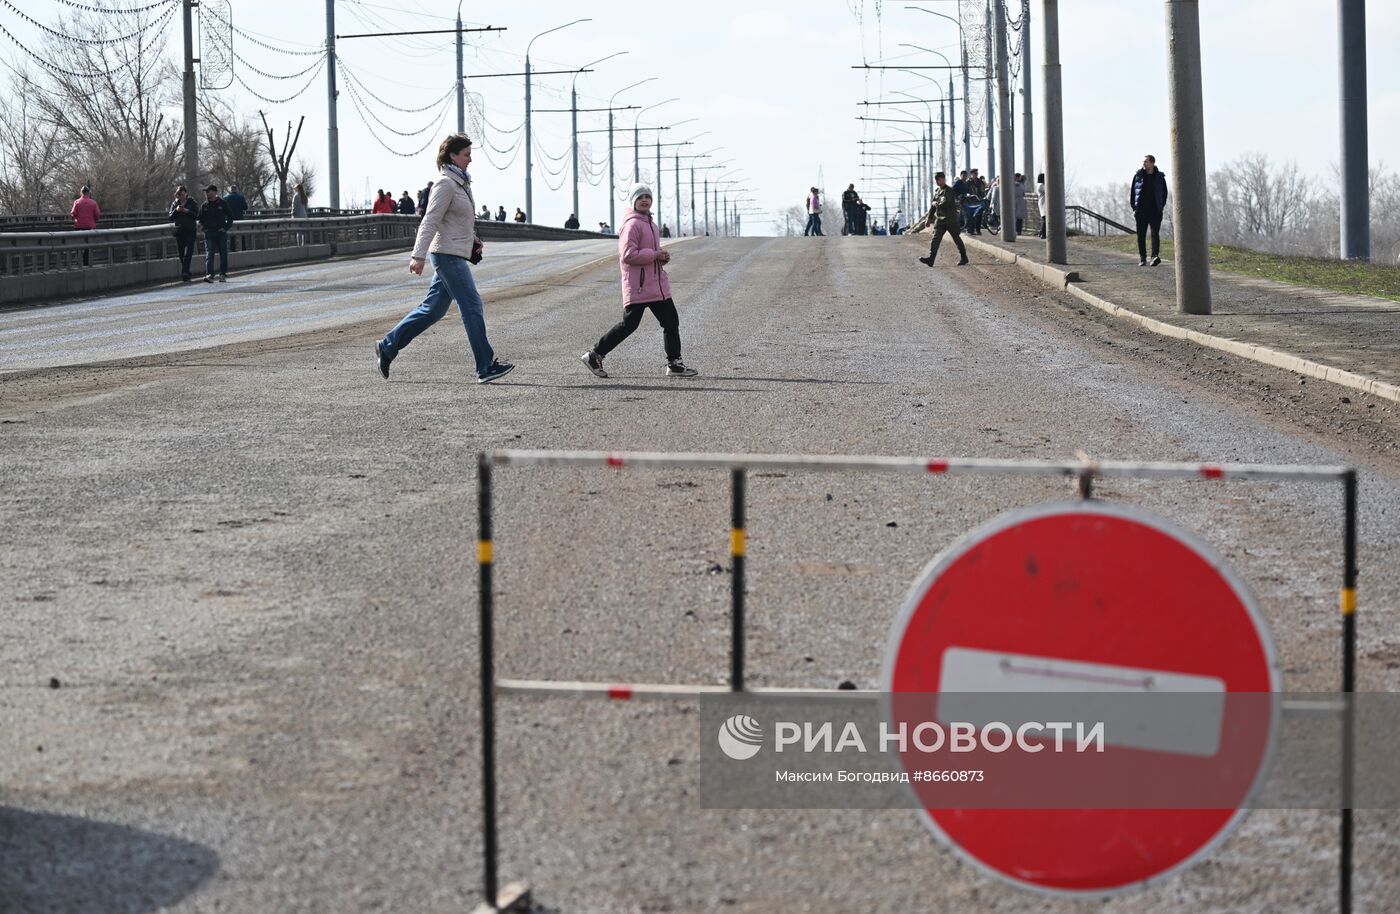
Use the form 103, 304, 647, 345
408, 257, 425, 275
656, 249, 671, 264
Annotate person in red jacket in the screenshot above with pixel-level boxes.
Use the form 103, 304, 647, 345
579, 182, 697, 378
71, 186, 100, 230
371, 189, 395, 214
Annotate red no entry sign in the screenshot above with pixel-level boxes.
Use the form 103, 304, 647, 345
881, 500, 1280, 896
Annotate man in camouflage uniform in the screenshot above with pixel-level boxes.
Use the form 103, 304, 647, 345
918, 172, 969, 267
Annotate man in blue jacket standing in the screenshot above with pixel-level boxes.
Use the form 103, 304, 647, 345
1130, 154, 1169, 266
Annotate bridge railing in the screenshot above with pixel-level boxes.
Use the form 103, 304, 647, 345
0, 215, 422, 278
1065, 204, 1135, 236
0, 216, 614, 279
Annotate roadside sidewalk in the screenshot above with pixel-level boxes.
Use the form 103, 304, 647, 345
958, 232, 1400, 405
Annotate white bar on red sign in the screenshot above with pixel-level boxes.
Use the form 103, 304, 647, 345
934, 647, 1226, 758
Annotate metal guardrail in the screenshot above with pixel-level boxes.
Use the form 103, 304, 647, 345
0, 215, 421, 277
0, 216, 614, 278
1065, 205, 1134, 236
0, 207, 379, 233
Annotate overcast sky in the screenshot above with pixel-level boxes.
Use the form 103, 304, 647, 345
5, 1, 1397, 233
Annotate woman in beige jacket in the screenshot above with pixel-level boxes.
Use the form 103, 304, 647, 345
375, 133, 513, 383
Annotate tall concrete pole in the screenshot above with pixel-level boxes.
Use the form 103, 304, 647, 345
703, 175, 709, 234
1042, 0, 1067, 264
456, 11, 464, 132
674, 154, 681, 234
994, 0, 1016, 240
633, 123, 641, 182
655, 137, 662, 231
524, 56, 533, 222
570, 85, 579, 221
1166, 0, 1211, 314
608, 110, 616, 230
690, 166, 696, 236
325, 0, 340, 210
1020, 0, 1034, 183
182, 0, 198, 184
1339, 0, 1369, 260
984, 0, 996, 179
961, 53, 971, 174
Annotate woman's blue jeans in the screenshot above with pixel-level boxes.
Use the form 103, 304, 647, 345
381, 252, 494, 377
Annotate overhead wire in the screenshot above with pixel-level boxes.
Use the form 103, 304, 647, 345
0, 0, 174, 47
342, 70, 452, 157
233, 56, 325, 104
341, 70, 450, 138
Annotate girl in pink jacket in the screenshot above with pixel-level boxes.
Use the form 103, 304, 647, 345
580, 182, 697, 378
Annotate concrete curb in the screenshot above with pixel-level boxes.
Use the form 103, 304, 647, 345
963, 236, 1400, 406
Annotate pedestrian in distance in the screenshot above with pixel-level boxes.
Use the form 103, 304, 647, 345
1012, 173, 1028, 235
291, 182, 310, 246
167, 185, 198, 282
918, 172, 969, 268
804, 187, 823, 236
891, 207, 904, 235
292, 183, 310, 219
1036, 173, 1046, 238
372, 190, 395, 214
71, 184, 99, 265
513, 208, 526, 223
565, 213, 580, 230
71, 185, 100, 230
495, 206, 507, 221
580, 182, 698, 380
397, 190, 416, 215
1131, 154, 1169, 266
968, 168, 987, 234
418, 182, 433, 216
223, 184, 247, 252
841, 183, 859, 234
951, 170, 970, 229
197, 184, 232, 282
480, 205, 491, 219
223, 184, 248, 221
375, 134, 513, 384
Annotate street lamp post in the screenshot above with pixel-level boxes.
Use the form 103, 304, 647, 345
525, 19, 590, 223
570, 52, 627, 223
902, 4, 970, 175
605, 78, 656, 230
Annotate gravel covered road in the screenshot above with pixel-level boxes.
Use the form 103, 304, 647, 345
3, 235, 1398, 913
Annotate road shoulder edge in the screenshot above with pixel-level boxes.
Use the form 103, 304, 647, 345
962, 235, 1400, 406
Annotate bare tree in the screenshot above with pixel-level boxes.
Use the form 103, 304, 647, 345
0, 67, 64, 215
199, 95, 274, 205
260, 111, 305, 207
30, 5, 183, 212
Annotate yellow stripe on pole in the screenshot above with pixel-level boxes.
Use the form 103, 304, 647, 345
478, 539, 493, 564
1341, 587, 1356, 616
730, 528, 746, 557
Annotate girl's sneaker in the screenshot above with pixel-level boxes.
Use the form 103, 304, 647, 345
665, 360, 698, 378
581, 350, 608, 378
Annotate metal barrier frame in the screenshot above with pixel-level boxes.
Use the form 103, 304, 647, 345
475, 449, 1359, 913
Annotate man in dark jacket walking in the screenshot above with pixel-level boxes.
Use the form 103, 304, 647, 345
841, 183, 859, 235
1130, 154, 1169, 266
918, 172, 969, 268
198, 184, 233, 282
167, 185, 199, 282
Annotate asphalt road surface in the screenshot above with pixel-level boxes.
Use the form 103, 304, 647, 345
3, 236, 1399, 913
0, 238, 619, 374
